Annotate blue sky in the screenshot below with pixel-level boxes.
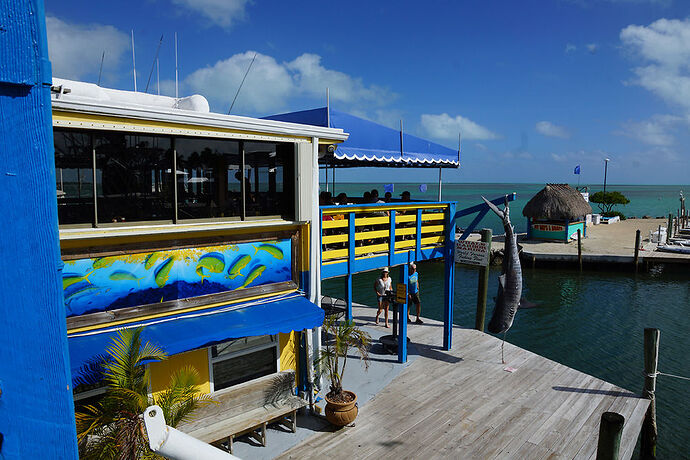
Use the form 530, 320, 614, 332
45, 0, 690, 185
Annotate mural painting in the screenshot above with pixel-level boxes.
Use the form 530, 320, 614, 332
62, 239, 293, 317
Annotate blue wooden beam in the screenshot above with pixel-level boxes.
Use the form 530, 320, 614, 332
459, 208, 488, 241
0, 1, 79, 457
443, 202, 456, 350
415, 208, 422, 261
454, 192, 517, 218
346, 212, 355, 320
388, 210, 396, 267
397, 263, 408, 363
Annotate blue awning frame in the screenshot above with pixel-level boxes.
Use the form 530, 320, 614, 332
263, 107, 460, 169
68, 291, 323, 385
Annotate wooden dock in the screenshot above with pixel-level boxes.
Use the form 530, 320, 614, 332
279, 305, 649, 459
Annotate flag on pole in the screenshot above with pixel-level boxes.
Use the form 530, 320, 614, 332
384, 183, 394, 194
419, 184, 428, 193
574, 165, 581, 175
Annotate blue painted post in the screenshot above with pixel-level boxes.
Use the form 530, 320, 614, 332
398, 263, 408, 363
0, 1, 79, 457
415, 208, 422, 261
443, 202, 456, 350
346, 212, 355, 320
389, 210, 396, 267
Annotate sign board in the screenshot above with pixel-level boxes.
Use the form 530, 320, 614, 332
455, 240, 489, 267
395, 283, 407, 304
532, 223, 564, 232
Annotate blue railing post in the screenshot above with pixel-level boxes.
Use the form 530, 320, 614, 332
389, 210, 396, 267
443, 202, 456, 350
415, 208, 423, 261
398, 262, 408, 363
346, 212, 355, 320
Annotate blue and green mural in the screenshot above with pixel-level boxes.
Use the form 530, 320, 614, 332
63, 239, 292, 317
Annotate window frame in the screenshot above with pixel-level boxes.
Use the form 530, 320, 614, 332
207, 334, 280, 394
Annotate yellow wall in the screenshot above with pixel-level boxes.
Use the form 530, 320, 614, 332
149, 348, 211, 397
279, 331, 298, 372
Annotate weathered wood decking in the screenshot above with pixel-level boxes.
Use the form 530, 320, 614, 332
280, 305, 649, 459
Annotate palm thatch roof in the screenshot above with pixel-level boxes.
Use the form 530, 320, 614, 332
522, 184, 592, 220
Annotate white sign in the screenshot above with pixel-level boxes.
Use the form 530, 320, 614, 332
455, 240, 489, 267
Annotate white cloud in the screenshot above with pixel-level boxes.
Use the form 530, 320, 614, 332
46, 16, 129, 82
535, 121, 570, 139
565, 43, 577, 53
420, 113, 498, 141
185, 51, 394, 114
170, 0, 250, 28
586, 43, 599, 54
621, 18, 690, 110
616, 114, 683, 146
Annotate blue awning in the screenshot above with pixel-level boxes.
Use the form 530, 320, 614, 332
264, 107, 460, 168
68, 292, 323, 385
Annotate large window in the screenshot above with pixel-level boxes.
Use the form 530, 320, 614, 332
245, 142, 295, 219
53, 129, 296, 226
210, 335, 278, 392
54, 130, 93, 225
95, 133, 173, 224
176, 137, 241, 220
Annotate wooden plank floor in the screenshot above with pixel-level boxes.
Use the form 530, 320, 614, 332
279, 305, 649, 460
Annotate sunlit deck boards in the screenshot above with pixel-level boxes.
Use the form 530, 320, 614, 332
279, 305, 649, 460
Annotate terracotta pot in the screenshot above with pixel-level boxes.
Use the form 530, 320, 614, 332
324, 390, 358, 426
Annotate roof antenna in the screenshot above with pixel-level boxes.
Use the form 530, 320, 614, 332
174, 32, 179, 102
156, 58, 160, 95
131, 30, 137, 92
145, 34, 164, 93
228, 52, 257, 114
97, 51, 105, 86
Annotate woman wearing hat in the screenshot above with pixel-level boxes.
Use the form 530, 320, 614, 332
374, 267, 392, 327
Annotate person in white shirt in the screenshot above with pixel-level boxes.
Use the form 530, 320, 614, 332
374, 267, 392, 327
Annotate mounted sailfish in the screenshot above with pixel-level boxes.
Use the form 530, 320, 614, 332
482, 196, 523, 364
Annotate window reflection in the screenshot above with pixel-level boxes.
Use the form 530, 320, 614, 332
54, 129, 93, 225
95, 133, 173, 223
176, 137, 241, 220
244, 142, 294, 219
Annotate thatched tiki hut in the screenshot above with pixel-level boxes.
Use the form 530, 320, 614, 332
523, 184, 593, 241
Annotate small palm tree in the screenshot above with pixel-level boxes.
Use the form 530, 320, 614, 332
75, 328, 212, 459
316, 316, 371, 398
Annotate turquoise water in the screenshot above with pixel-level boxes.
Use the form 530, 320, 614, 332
323, 263, 689, 457
325, 182, 688, 235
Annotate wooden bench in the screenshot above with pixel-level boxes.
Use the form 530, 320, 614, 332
178, 371, 307, 454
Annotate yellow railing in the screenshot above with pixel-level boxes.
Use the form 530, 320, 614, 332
320, 203, 449, 262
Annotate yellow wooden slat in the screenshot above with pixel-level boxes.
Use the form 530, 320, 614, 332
395, 214, 417, 223
354, 243, 389, 255
421, 225, 444, 234
394, 227, 416, 236
322, 219, 349, 229
394, 240, 417, 249
355, 230, 389, 240
322, 203, 448, 215
322, 248, 349, 260
355, 216, 390, 226
322, 234, 348, 244
421, 235, 444, 245
421, 213, 444, 222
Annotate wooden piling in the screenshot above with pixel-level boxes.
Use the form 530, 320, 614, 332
577, 229, 582, 272
641, 328, 660, 459
633, 229, 641, 273
667, 213, 673, 242
475, 228, 492, 332
596, 411, 624, 460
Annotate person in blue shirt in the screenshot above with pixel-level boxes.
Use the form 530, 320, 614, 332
407, 262, 423, 324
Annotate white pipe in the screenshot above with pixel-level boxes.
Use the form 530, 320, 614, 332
438, 168, 442, 202
143, 405, 239, 460
310, 137, 322, 389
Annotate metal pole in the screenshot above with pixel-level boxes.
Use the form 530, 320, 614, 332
603, 158, 609, 194
131, 30, 137, 92
475, 229, 492, 331
438, 168, 442, 201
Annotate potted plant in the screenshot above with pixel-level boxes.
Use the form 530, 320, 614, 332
317, 315, 371, 426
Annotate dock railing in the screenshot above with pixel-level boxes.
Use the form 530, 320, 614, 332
320, 201, 456, 279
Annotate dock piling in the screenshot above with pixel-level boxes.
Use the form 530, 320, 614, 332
667, 213, 672, 242
596, 411, 624, 460
633, 230, 641, 273
475, 228, 492, 331
641, 328, 660, 459
577, 229, 582, 272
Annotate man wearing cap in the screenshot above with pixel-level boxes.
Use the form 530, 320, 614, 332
400, 190, 411, 201
374, 267, 392, 327
407, 262, 423, 324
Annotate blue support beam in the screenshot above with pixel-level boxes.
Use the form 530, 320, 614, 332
398, 263, 408, 363
415, 208, 422, 262
346, 212, 355, 320
443, 202, 456, 350
0, 1, 79, 457
388, 210, 396, 267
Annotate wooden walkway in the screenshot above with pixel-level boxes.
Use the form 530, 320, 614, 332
279, 306, 649, 459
